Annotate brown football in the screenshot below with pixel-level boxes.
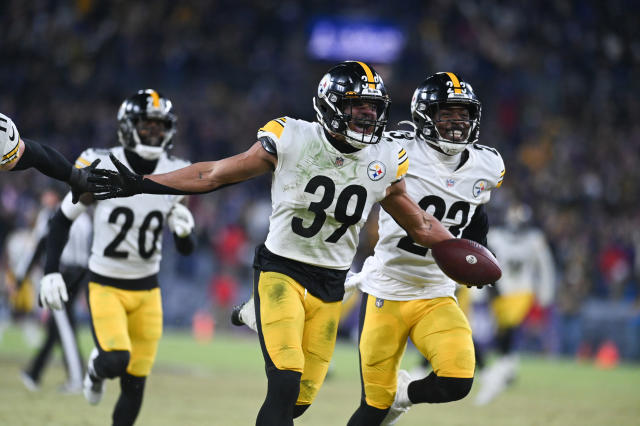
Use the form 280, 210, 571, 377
431, 238, 502, 287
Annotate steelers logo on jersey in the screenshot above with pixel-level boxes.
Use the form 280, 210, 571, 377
367, 161, 386, 181
472, 179, 488, 197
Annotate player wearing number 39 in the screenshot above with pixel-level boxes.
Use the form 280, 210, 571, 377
346, 72, 505, 426
39, 89, 195, 426
88, 61, 453, 426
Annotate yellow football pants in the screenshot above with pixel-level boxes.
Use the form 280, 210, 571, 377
492, 292, 535, 329
256, 271, 342, 406
88, 282, 163, 377
359, 295, 475, 409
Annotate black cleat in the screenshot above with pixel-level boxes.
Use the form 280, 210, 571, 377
231, 304, 245, 326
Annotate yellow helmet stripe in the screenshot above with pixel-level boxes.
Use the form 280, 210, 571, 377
445, 72, 463, 94
149, 90, 160, 107
356, 61, 376, 89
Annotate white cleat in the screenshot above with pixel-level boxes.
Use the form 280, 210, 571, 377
473, 361, 509, 406
382, 369, 413, 425
20, 371, 39, 392
231, 298, 257, 332
83, 348, 105, 405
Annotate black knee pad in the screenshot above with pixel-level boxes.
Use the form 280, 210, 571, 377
94, 350, 130, 379
438, 376, 473, 401
293, 404, 310, 419
409, 373, 473, 403
346, 401, 388, 426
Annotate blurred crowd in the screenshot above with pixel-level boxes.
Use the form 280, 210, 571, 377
1, 0, 639, 360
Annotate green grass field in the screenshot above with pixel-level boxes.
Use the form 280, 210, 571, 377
1, 325, 638, 425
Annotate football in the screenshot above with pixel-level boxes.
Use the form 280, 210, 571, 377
431, 238, 502, 287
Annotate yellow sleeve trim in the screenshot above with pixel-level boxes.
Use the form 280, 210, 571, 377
75, 157, 91, 168
396, 157, 409, 179
1, 140, 19, 161
258, 117, 286, 140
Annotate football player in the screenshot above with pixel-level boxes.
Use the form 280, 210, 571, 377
0, 112, 98, 203
39, 90, 196, 426
345, 72, 505, 425
474, 202, 555, 405
88, 61, 454, 425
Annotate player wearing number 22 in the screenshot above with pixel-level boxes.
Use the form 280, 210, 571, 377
346, 72, 505, 426
88, 61, 453, 426
39, 89, 196, 426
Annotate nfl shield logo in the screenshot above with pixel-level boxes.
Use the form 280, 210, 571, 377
375, 298, 384, 308
446, 178, 455, 187
335, 156, 344, 167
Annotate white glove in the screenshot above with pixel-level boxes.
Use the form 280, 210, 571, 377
168, 204, 195, 238
39, 273, 68, 310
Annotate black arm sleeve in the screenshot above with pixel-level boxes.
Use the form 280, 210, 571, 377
173, 233, 195, 255
11, 139, 73, 182
461, 204, 489, 247
44, 209, 73, 274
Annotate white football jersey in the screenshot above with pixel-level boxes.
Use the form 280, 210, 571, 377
69, 146, 189, 279
0, 113, 20, 166
359, 131, 505, 300
487, 227, 555, 306
260, 117, 408, 270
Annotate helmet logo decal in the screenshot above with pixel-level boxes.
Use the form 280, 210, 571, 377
367, 161, 386, 181
318, 74, 331, 98
472, 179, 488, 197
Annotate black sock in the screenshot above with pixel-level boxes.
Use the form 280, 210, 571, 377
112, 373, 146, 426
347, 401, 388, 426
256, 368, 301, 426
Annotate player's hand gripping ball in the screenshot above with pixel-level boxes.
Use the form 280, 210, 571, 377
432, 238, 502, 287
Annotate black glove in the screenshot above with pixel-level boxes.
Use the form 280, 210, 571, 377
68, 159, 101, 204
89, 153, 143, 200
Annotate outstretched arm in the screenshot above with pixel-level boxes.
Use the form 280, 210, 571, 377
380, 179, 453, 248
3, 137, 100, 204
92, 141, 276, 199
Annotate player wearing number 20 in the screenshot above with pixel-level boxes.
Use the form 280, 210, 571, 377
346, 72, 505, 426
39, 89, 195, 426
87, 61, 454, 426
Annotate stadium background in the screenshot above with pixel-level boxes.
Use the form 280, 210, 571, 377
1, 1, 639, 423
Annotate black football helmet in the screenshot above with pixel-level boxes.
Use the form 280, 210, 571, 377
117, 89, 177, 160
411, 72, 481, 155
313, 61, 390, 149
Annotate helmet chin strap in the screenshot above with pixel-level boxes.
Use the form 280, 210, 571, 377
130, 128, 170, 160
428, 126, 469, 155
344, 128, 377, 149
133, 144, 164, 160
